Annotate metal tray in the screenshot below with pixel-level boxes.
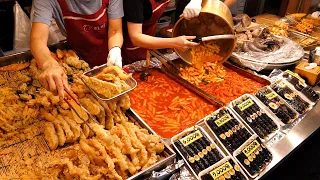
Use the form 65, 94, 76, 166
287, 29, 320, 48
0, 41, 69, 66
0, 109, 176, 179
81, 63, 137, 102
0, 45, 175, 179
126, 109, 176, 180
229, 94, 281, 142
203, 107, 254, 155
270, 80, 313, 115
233, 134, 273, 178
165, 59, 271, 106
254, 86, 299, 127
171, 125, 226, 179
198, 156, 249, 180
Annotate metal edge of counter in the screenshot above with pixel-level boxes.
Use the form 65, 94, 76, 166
254, 96, 320, 179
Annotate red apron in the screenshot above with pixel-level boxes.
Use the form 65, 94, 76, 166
122, 0, 170, 64
57, 0, 109, 67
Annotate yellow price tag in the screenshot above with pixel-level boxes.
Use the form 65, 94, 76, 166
278, 81, 286, 88
242, 140, 260, 157
180, 130, 203, 146
214, 114, 232, 127
265, 92, 278, 100
210, 161, 233, 179
238, 99, 254, 111
285, 70, 305, 83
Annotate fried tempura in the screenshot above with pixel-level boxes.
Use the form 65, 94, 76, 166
96, 66, 132, 80
44, 122, 59, 150
54, 122, 66, 147
79, 97, 100, 115
81, 75, 121, 98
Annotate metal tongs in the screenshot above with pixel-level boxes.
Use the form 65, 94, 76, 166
63, 90, 98, 134
149, 49, 180, 75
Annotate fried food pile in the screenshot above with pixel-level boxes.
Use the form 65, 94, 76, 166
270, 20, 289, 37
0, 49, 165, 179
80, 66, 132, 99
294, 19, 314, 34
0, 50, 89, 134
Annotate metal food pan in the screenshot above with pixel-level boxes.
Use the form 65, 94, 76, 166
232, 134, 273, 178
166, 59, 271, 105
0, 109, 176, 179
126, 109, 176, 180
171, 125, 226, 179
82, 63, 137, 102
202, 107, 254, 155
255, 86, 299, 127
198, 156, 249, 180
228, 94, 281, 143
270, 80, 313, 114
0, 41, 69, 66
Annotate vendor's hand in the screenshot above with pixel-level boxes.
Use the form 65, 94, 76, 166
173, 36, 199, 52
39, 60, 70, 101
107, 46, 122, 68
181, 0, 202, 20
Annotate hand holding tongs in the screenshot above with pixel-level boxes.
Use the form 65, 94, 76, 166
149, 49, 180, 75
63, 89, 98, 134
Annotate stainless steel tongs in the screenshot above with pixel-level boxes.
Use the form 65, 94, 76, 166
149, 50, 180, 75
63, 90, 98, 134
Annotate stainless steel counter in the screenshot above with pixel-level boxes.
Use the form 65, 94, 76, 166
254, 97, 320, 179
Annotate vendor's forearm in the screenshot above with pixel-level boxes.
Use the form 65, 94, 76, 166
224, 0, 237, 7
30, 23, 57, 70
108, 18, 123, 50
30, 39, 54, 69
131, 34, 176, 49
108, 32, 123, 50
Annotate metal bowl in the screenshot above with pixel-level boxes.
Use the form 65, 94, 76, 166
172, 0, 236, 65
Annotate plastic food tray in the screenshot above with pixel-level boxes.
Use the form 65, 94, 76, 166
229, 94, 281, 142
233, 134, 273, 178
271, 80, 313, 114
171, 125, 226, 179
198, 156, 249, 180
255, 86, 299, 126
203, 107, 254, 155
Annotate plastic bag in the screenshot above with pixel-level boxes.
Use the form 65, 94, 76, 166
13, 1, 31, 50
30, 4, 66, 45
231, 36, 305, 71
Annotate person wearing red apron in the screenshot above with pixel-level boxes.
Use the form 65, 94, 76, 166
30, 0, 123, 100
122, 0, 200, 64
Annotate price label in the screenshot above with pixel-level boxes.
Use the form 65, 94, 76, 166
215, 114, 232, 127
265, 92, 278, 100
285, 70, 305, 83
210, 161, 233, 179
237, 99, 254, 111
278, 81, 286, 88
242, 140, 260, 157
180, 130, 203, 146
